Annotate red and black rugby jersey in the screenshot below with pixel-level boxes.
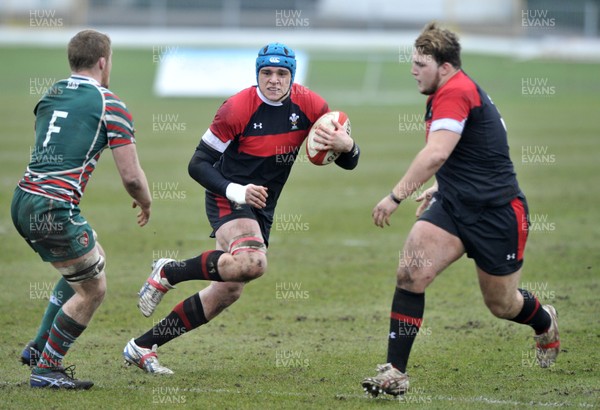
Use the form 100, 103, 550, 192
425, 70, 520, 207
206, 84, 329, 208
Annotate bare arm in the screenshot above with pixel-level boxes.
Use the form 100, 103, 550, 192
112, 144, 152, 226
372, 129, 461, 227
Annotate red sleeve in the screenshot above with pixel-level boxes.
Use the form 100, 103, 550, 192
293, 84, 329, 124
431, 76, 479, 123
209, 87, 256, 142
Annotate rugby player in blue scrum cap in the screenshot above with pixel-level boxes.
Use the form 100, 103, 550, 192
123, 42, 361, 374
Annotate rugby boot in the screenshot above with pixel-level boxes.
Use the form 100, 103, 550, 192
138, 258, 176, 317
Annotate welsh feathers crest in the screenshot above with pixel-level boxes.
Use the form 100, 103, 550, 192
289, 113, 299, 130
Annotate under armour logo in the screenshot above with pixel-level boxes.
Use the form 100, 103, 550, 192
253, 123, 262, 129
389, 332, 397, 339
424, 196, 437, 212
506, 253, 516, 260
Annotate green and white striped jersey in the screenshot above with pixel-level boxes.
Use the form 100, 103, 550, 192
18, 75, 135, 205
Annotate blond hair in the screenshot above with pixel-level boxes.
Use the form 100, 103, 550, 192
414, 22, 461, 68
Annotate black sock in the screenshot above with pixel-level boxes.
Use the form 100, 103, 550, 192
509, 288, 551, 334
163, 250, 224, 285
387, 287, 425, 373
135, 293, 208, 348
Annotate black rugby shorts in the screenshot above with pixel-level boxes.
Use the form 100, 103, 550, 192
418, 192, 529, 275
204, 191, 272, 246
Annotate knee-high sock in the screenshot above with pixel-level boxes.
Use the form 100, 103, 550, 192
135, 293, 208, 348
387, 287, 425, 373
34, 309, 86, 373
162, 251, 224, 285
509, 288, 551, 334
33, 278, 75, 351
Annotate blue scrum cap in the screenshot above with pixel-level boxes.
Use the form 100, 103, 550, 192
255, 42, 296, 84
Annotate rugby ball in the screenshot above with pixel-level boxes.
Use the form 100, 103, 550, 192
306, 111, 351, 166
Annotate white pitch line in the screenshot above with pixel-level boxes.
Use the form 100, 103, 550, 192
1, 381, 596, 407
131, 385, 597, 408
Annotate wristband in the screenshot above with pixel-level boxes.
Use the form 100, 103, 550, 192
226, 183, 247, 204
389, 192, 402, 205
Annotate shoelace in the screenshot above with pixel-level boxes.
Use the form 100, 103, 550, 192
52, 364, 77, 380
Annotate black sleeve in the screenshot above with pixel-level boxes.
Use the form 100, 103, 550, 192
188, 140, 231, 197
334, 142, 360, 170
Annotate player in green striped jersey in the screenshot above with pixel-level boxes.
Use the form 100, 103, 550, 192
11, 29, 152, 389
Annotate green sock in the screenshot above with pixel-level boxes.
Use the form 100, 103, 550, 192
33, 278, 75, 351
34, 309, 85, 373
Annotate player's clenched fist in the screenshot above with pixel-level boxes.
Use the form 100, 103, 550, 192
245, 184, 268, 209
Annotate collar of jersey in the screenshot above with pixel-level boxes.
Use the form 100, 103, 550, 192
69, 75, 100, 86
256, 86, 287, 107
434, 69, 464, 96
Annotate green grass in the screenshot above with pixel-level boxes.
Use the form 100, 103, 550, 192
1, 46, 599, 409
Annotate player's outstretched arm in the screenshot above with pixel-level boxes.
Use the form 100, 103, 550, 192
112, 144, 152, 226
373, 130, 459, 228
